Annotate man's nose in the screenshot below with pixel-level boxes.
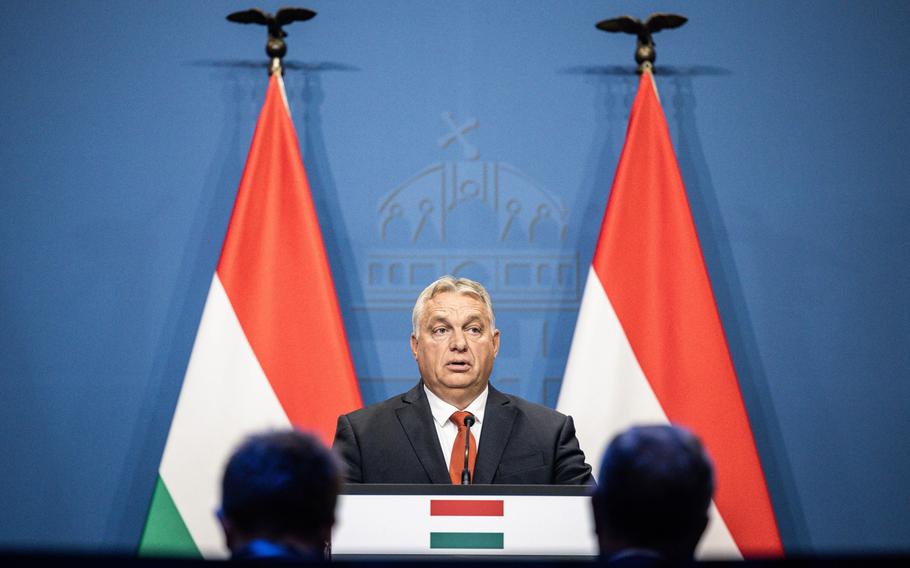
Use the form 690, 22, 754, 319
449, 329, 467, 351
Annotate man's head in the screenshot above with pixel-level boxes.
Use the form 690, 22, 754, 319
219, 429, 342, 556
591, 425, 714, 561
410, 276, 500, 409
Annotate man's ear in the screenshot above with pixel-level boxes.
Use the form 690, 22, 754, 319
591, 497, 603, 538
217, 510, 235, 552
410, 334, 419, 360
319, 512, 337, 544
492, 329, 500, 358
591, 497, 620, 557
688, 513, 710, 552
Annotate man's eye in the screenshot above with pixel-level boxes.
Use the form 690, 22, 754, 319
432, 328, 448, 336
466, 327, 482, 335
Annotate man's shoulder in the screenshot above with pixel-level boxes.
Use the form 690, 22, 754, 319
340, 382, 422, 423
490, 385, 569, 423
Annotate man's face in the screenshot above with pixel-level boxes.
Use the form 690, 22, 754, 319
410, 291, 500, 408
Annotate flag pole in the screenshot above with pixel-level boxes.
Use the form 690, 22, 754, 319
226, 7, 318, 76
560, 12, 785, 556
595, 12, 687, 74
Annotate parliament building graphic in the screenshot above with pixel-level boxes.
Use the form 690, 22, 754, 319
362, 115, 580, 309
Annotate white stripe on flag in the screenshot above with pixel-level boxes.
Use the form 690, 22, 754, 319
558, 269, 740, 559
159, 275, 291, 558
559, 269, 668, 474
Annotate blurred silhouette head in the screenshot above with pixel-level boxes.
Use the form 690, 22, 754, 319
592, 424, 714, 561
219, 429, 341, 558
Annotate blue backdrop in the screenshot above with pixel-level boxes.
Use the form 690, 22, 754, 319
1, 0, 908, 555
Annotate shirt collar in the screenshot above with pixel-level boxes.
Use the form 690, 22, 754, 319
424, 384, 488, 428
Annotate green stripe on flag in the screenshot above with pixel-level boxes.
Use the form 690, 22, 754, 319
138, 475, 201, 557
430, 532, 504, 549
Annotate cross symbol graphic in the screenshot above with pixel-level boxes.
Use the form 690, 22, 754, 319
438, 112, 479, 160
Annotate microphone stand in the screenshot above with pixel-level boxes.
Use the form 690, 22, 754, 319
461, 414, 475, 484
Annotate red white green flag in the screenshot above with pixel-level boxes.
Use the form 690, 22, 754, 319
557, 70, 783, 558
429, 500, 505, 550
138, 73, 363, 558
332, 494, 595, 555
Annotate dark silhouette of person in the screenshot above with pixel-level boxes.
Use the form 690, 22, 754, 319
591, 425, 714, 566
218, 429, 342, 561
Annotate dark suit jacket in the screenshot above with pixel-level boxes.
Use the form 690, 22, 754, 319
231, 539, 326, 561
332, 381, 594, 484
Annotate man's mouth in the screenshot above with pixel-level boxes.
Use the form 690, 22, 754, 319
445, 360, 471, 372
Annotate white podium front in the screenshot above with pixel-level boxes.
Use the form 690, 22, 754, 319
332, 484, 597, 559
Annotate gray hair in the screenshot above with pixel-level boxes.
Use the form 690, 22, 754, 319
411, 275, 495, 337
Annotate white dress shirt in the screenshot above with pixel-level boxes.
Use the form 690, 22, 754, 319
423, 385, 487, 464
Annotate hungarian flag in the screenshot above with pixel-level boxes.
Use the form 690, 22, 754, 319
138, 74, 363, 558
557, 70, 782, 558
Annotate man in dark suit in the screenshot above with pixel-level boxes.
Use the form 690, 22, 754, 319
333, 275, 592, 484
591, 425, 714, 565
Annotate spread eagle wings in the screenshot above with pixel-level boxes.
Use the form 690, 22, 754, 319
596, 13, 687, 39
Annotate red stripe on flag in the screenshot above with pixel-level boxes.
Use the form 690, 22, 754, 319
217, 75, 362, 444
591, 71, 782, 556
430, 500, 504, 517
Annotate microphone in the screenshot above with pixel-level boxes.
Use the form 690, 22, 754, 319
461, 414, 475, 485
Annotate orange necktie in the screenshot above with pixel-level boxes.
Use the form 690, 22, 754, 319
448, 411, 477, 484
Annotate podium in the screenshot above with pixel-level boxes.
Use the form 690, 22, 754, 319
332, 484, 597, 559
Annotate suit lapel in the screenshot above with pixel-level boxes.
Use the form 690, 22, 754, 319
395, 382, 451, 484
473, 385, 517, 484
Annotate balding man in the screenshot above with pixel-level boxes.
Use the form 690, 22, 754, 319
592, 425, 715, 564
333, 275, 593, 485
219, 429, 341, 561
